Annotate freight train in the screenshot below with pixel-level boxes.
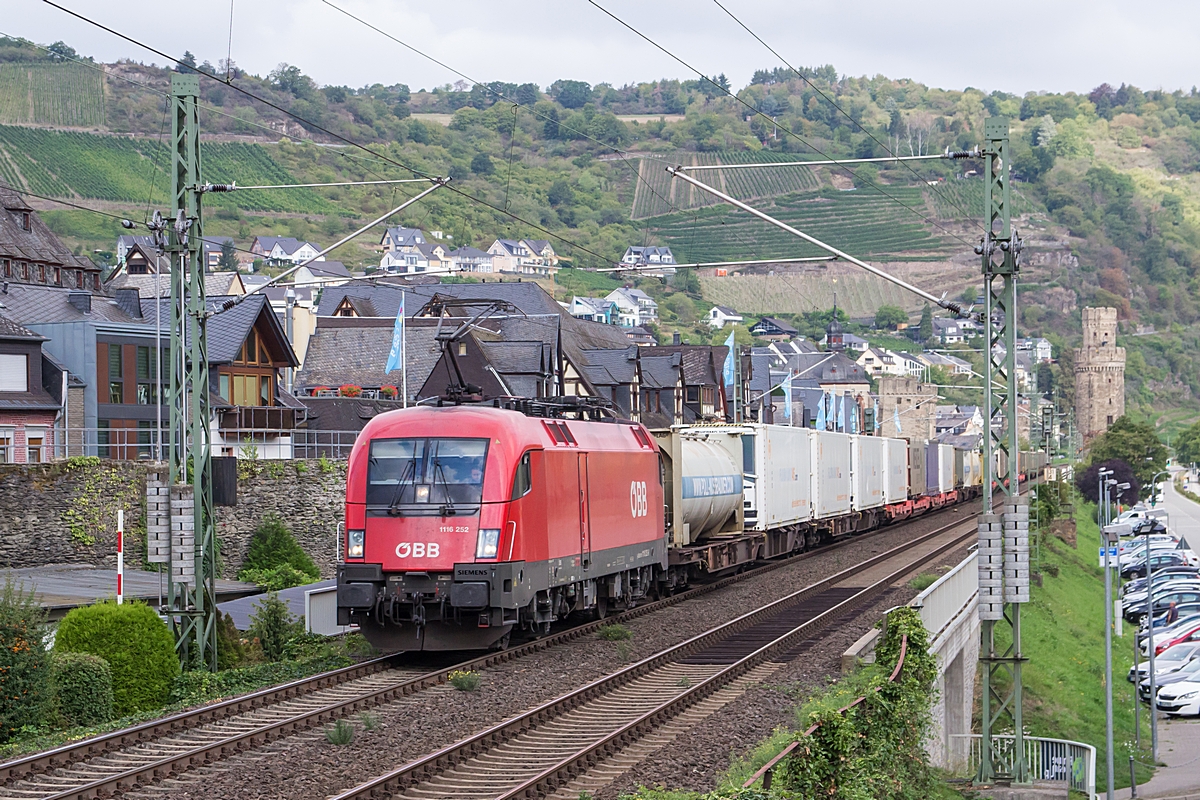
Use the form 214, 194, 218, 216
336, 403, 1040, 651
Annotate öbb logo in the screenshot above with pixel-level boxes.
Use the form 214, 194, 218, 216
630, 481, 648, 518
395, 542, 440, 558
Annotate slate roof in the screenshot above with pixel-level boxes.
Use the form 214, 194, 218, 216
0, 313, 45, 341
141, 294, 298, 367
713, 305, 740, 316
638, 352, 681, 390
575, 346, 638, 386
108, 272, 245, 297
0, 284, 144, 325
448, 246, 491, 260
254, 236, 321, 256
752, 317, 799, 335
0, 187, 96, 272
642, 345, 725, 387
380, 227, 426, 247
295, 321, 441, 393
526, 239, 552, 253
317, 281, 565, 319
303, 260, 350, 279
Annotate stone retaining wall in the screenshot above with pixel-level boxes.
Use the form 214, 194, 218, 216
0, 458, 347, 579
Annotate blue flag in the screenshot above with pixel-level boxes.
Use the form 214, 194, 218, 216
850, 400, 858, 434
893, 404, 902, 435
874, 399, 881, 431
837, 394, 846, 432
782, 374, 792, 419
722, 330, 736, 385
385, 292, 405, 374
815, 392, 826, 430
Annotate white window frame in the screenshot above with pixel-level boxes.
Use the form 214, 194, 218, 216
0, 353, 28, 392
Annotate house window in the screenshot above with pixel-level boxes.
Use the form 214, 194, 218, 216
97, 420, 110, 459
21, 212, 29, 231
1, 260, 8, 277
26, 429, 44, 463
53, 268, 60, 285
37, 265, 45, 283
685, 386, 699, 404
219, 374, 230, 402
108, 344, 123, 404
701, 387, 715, 407
0, 353, 28, 391
137, 421, 153, 459
1107, 415, 1114, 426
0, 429, 11, 463
136, 345, 158, 404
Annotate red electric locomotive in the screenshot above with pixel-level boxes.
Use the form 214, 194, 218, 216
336, 404, 665, 651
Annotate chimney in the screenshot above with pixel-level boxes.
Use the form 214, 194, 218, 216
672, 331, 681, 345
68, 291, 91, 314
114, 287, 142, 318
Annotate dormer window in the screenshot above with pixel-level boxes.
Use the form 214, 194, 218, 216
21, 212, 30, 231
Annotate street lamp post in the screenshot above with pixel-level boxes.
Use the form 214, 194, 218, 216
1142, 465, 1171, 763
1099, 467, 1115, 800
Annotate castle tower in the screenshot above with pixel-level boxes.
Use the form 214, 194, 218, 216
1074, 307, 1125, 441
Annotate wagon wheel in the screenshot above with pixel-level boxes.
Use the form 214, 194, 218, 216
593, 598, 609, 620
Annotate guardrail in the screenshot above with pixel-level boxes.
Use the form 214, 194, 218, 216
1, 427, 363, 462
913, 549, 978, 641
953, 734, 1096, 799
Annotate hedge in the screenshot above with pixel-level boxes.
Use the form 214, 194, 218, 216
237, 515, 319, 590
0, 583, 49, 741
50, 651, 113, 727
55, 601, 179, 716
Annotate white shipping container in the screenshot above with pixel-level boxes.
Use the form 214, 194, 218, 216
938, 444, 955, 494
852, 435, 886, 511
884, 438, 909, 504
814, 431, 852, 519
747, 424, 813, 531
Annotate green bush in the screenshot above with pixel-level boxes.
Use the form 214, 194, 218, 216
170, 653, 352, 706
0, 583, 50, 741
215, 612, 259, 671
248, 594, 303, 662
325, 718, 355, 745
237, 515, 319, 590
55, 600, 179, 716
597, 623, 632, 641
50, 651, 113, 727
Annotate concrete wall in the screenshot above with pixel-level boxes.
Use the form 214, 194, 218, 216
0, 459, 347, 579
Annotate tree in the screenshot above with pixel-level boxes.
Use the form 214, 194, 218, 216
917, 304, 933, 342
874, 305, 907, 330
1075, 458, 1140, 507
542, 106, 560, 139
550, 80, 591, 109
1175, 420, 1200, 466
46, 41, 82, 62
249, 594, 303, 662
547, 179, 574, 207
177, 51, 197, 73
217, 240, 238, 271
470, 153, 495, 175
664, 293, 696, 323
1088, 415, 1169, 497
0, 583, 48, 741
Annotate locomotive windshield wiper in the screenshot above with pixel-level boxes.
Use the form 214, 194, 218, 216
432, 458, 456, 515
387, 458, 417, 515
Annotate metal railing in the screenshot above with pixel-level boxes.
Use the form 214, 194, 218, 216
913, 549, 978, 641
953, 734, 1096, 798
0, 426, 364, 463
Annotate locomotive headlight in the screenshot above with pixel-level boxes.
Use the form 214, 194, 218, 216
347, 529, 365, 559
415, 484, 431, 503
476, 528, 501, 559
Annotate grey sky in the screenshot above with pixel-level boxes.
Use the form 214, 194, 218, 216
10, 0, 1200, 96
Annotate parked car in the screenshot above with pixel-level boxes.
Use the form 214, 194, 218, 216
1155, 679, 1200, 717
1122, 551, 1191, 579
1118, 532, 1177, 555
1152, 620, 1200, 657
1120, 541, 1182, 568
1129, 641, 1200, 683
1123, 580, 1200, 613
1140, 656, 1200, 702
1127, 588, 1200, 623
1141, 613, 1200, 654
1124, 568, 1200, 596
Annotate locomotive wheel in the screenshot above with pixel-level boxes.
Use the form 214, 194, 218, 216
593, 598, 609, 620
488, 631, 511, 651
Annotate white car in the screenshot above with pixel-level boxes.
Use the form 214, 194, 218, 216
1155, 678, 1200, 716
1123, 580, 1200, 611
1120, 541, 1182, 568
1129, 642, 1200, 682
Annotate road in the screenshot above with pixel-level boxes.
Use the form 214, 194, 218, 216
1164, 472, 1200, 550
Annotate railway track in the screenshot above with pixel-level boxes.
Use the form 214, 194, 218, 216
0, 502, 976, 800
329, 514, 978, 800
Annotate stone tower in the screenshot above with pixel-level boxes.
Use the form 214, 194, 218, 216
1074, 307, 1125, 441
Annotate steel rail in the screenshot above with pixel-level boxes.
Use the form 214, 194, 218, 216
328, 513, 978, 800
0, 503, 976, 800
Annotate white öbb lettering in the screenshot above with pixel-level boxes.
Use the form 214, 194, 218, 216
395, 542, 440, 558
629, 481, 648, 517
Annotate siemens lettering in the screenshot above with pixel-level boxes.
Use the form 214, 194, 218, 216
683, 475, 742, 499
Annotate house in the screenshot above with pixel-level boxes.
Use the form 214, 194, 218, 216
606, 287, 659, 327
620, 245, 676, 267
0, 314, 68, 463
920, 352, 973, 376
379, 227, 426, 252
1018, 337, 1053, 363
295, 315, 442, 404
569, 296, 617, 325
833, 333, 870, 354
250, 236, 324, 266
856, 347, 903, 377
624, 326, 657, 346
201, 237, 237, 270
7, 283, 301, 459
893, 350, 927, 379
448, 246, 494, 273
707, 305, 743, 329
637, 343, 728, 424
740, 350, 776, 424
294, 260, 351, 286
750, 317, 798, 340
116, 234, 155, 264
242, 275, 316, 373
487, 239, 560, 277
935, 404, 985, 437
381, 242, 452, 274
931, 317, 965, 345
1, 187, 102, 291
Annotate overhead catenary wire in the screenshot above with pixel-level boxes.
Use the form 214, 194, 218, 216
213, 178, 430, 190
709, 0, 985, 229
583, 0, 978, 250
316, 0, 685, 220
38, 0, 623, 271
596, 255, 837, 273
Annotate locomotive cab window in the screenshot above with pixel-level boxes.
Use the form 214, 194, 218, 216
367, 437, 489, 512
511, 451, 532, 499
